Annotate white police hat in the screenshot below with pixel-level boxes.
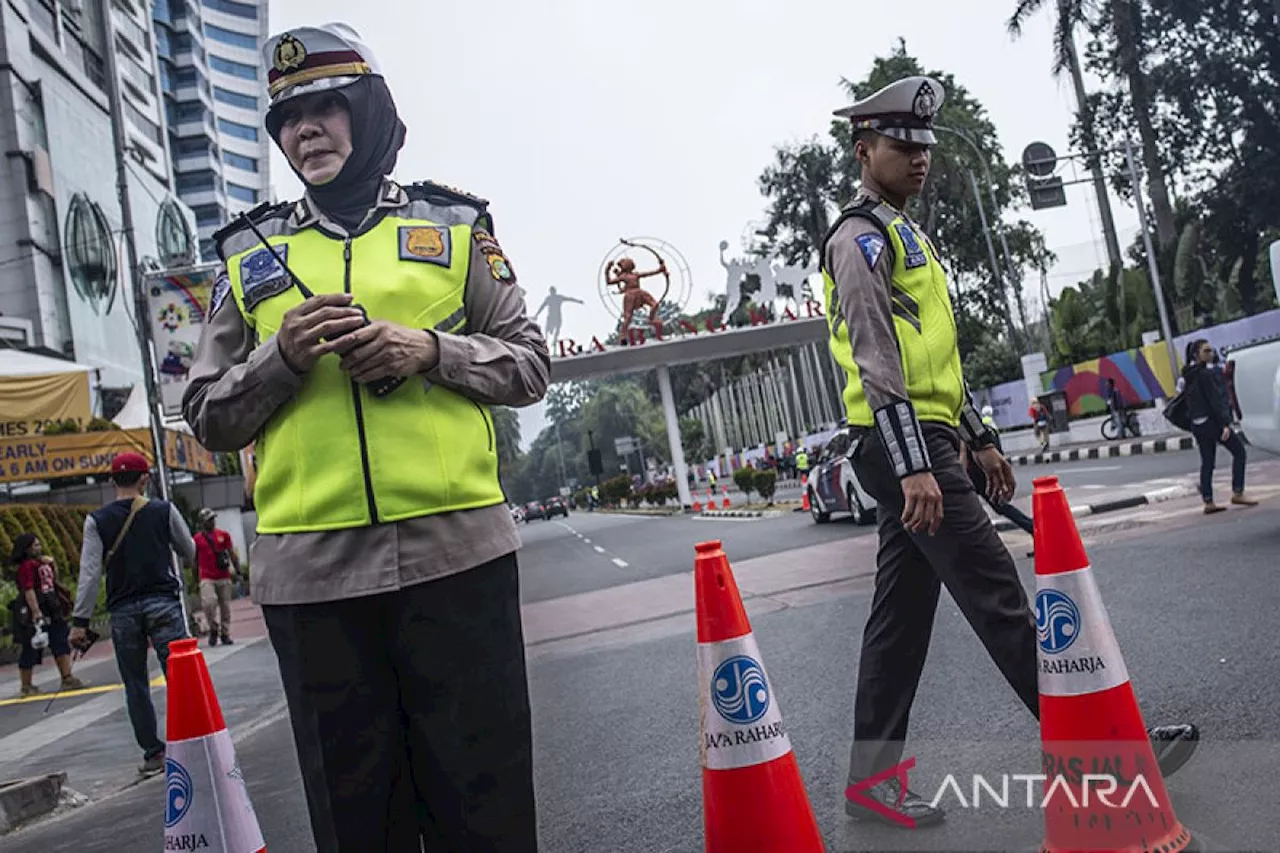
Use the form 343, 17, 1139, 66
262, 23, 383, 107
833, 76, 946, 146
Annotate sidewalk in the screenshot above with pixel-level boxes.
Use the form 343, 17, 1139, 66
1005, 434, 1195, 467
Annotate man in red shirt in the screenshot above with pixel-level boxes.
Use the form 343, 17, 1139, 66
193, 508, 241, 646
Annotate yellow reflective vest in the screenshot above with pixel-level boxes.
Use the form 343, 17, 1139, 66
215, 186, 505, 534
822, 199, 966, 429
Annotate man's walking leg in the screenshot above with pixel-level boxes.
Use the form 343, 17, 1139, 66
110, 605, 166, 764
216, 580, 233, 642
145, 596, 191, 678
848, 515, 942, 784
394, 554, 537, 852
264, 596, 417, 853
200, 580, 219, 644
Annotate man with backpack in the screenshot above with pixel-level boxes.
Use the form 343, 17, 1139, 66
69, 452, 196, 776
193, 507, 241, 646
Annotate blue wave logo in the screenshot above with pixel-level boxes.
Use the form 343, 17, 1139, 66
165, 757, 194, 827
1036, 589, 1081, 654
711, 655, 770, 724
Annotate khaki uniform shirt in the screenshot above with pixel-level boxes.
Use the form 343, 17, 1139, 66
182, 180, 550, 606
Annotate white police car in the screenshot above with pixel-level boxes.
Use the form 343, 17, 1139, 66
807, 426, 877, 525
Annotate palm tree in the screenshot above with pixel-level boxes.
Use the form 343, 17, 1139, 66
1007, 0, 1124, 275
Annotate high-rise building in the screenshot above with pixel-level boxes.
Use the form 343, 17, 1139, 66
0, 0, 199, 396
153, 0, 269, 261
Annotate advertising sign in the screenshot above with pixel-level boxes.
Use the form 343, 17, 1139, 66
144, 264, 221, 417
0, 369, 92, 438
0, 427, 218, 484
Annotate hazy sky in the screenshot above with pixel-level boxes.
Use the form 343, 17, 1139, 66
266, 0, 1147, 447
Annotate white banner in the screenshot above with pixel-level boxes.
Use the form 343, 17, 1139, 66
697, 634, 792, 771
165, 729, 266, 853
1035, 567, 1130, 698
145, 264, 221, 418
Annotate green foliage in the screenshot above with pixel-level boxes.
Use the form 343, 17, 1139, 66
86, 418, 119, 432
733, 468, 756, 504
599, 474, 632, 507
42, 419, 82, 436
753, 469, 778, 503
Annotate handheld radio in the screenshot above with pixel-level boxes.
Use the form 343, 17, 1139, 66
236, 213, 405, 397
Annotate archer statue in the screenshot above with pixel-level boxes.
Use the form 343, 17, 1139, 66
606, 239, 669, 336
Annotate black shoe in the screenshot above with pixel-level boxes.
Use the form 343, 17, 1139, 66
139, 752, 165, 775
220, 634, 233, 645
844, 776, 946, 828
208, 633, 219, 647
1148, 723, 1200, 778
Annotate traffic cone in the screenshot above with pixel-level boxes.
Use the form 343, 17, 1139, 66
164, 637, 266, 853
721, 486, 730, 509
695, 540, 824, 852
800, 475, 810, 512
1032, 476, 1195, 853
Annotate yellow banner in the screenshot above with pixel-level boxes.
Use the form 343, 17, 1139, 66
0, 428, 218, 484
0, 371, 91, 439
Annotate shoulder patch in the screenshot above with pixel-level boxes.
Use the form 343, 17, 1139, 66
210, 201, 293, 260
854, 233, 887, 270
472, 228, 517, 286
239, 245, 293, 312
209, 271, 231, 316
406, 180, 490, 211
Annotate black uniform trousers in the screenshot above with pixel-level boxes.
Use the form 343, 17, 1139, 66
263, 553, 538, 853
847, 423, 1040, 783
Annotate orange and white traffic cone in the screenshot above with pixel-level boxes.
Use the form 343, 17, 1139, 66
721, 486, 730, 509
695, 540, 824, 852
1032, 476, 1196, 853
800, 475, 810, 513
164, 637, 266, 853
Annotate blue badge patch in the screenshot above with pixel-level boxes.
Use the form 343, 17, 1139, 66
894, 223, 928, 269
398, 226, 452, 267
854, 233, 886, 270
209, 271, 230, 316
239, 245, 292, 311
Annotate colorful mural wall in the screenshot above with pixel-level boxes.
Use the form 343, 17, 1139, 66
1039, 342, 1180, 417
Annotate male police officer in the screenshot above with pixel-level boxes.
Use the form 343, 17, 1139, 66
182, 23, 549, 852
822, 75, 1199, 828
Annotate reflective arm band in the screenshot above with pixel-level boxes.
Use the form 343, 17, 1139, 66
959, 402, 997, 449
874, 400, 932, 478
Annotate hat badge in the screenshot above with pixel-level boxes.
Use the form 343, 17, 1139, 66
273, 33, 307, 73
912, 81, 937, 119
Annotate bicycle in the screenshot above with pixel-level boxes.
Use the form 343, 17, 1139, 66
1101, 410, 1141, 441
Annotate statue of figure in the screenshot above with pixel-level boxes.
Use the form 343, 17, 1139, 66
719, 241, 753, 319
533, 286, 583, 349
606, 256, 666, 336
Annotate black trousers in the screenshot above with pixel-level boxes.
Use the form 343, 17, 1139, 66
263, 553, 538, 853
847, 425, 1040, 782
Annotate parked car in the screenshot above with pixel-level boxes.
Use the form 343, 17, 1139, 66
543, 496, 570, 519
509, 503, 525, 523
524, 501, 546, 523
807, 426, 877, 525
1225, 333, 1280, 455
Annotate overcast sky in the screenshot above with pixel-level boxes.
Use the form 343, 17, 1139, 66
266, 0, 1147, 448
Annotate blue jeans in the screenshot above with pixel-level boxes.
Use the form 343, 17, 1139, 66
110, 595, 189, 759
1192, 422, 1247, 502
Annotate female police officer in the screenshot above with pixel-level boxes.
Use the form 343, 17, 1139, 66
182, 23, 549, 852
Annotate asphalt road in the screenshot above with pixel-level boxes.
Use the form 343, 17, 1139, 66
8, 466, 1280, 853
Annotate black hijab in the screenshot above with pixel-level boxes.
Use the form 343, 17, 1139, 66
266, 76, 407, 232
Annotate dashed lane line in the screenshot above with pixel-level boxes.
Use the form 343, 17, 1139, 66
593, 546, 606, 554
612, 558, 629, 568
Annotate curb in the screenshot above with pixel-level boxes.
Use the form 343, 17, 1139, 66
0, 773, 65, 834
697, 509, 782, 519
991, 483, 1199, 531
1008, 436, 1194, 467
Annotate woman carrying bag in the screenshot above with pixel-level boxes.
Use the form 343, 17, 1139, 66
1177, 339, 1258, 514
9, 533, 86, 697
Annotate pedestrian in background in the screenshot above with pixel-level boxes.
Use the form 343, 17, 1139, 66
70, 452, 196, 776
8, 533, 85, 697
1180, 338, 1258, 514
193, 507, 241, 646
182, 23, 548, 852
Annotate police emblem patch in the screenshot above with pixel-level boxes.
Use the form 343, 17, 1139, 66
399, 226, 451, 267
273, 34, 306, 73
488, 255, 516, 285
473, 228, 517, 285
209, 271, 230, 316
894, 223, 928, 270
239, 245, 293, 311
854, 233, 886, 270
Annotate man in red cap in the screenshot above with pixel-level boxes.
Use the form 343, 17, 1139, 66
70, 451, 197, 776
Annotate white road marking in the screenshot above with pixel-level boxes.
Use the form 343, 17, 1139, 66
612, 558, 629, 568
583, 538, 591, 544
593, 546, 605, 553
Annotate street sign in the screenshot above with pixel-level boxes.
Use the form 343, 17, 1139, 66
1022, 142, 1057, 178
1022, 141, 1067, 210
614, 436, 639, 455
